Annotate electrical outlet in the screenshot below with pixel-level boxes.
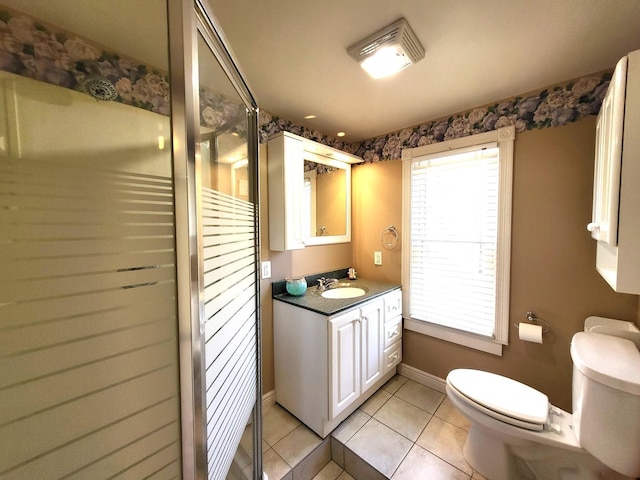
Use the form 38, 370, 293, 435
374, 251, 382, 265
261, 261, 271, 279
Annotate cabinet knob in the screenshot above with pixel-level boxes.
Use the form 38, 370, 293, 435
586, 222, 599, 232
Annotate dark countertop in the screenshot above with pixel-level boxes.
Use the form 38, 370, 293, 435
273, 276, 401, 316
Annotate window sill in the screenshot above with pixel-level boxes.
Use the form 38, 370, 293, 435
404, 318, 504, 356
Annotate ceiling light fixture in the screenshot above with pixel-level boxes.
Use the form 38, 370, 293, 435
337, 132, 346, 137
347, 18, 425, 79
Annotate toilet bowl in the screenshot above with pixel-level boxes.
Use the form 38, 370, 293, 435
445, 332, 640, 480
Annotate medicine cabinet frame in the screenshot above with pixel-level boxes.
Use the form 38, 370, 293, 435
268, 131, 363, 251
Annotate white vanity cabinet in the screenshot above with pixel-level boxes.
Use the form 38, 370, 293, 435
274, 289, 402, 438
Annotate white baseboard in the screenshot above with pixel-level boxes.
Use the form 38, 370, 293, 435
262, 389, 276, 410
263, 364, 444, 411
397, 363, 446, 394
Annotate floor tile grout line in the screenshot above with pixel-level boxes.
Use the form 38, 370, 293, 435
273, 447, 293, 474
335, 414, 436, 480
353, 385, 428, 474
408, 438, 474, 478
267, 375, 470, 480
276, 424, 326, 471
414, 416, 475, 478
351, 386, 471, 479
370, 389, 446, 443
343, 443, 389, 480
387, 439, 415, 480
371, 408, 433, 444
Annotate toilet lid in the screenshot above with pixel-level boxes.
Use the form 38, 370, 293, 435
571, 332, 640, 395
447, 369, 549, 429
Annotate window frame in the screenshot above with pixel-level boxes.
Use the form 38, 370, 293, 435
401, 126, 515, 356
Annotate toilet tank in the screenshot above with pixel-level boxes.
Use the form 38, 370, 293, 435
571, 332, 640, 477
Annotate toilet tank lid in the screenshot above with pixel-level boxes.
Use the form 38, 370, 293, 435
571, 332, 640, 396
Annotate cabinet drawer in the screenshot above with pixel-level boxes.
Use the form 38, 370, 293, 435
384, 343, 402, 371
383, 316, 402, 349
384, 289, 402, 320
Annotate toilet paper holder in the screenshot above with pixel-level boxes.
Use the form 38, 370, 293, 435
514, 311, 551, 334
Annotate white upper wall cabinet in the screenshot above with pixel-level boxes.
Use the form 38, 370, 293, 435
590, 50, 640, 294
267, 131, 362, 251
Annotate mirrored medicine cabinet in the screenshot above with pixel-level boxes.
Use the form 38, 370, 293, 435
268, 131, 363, 251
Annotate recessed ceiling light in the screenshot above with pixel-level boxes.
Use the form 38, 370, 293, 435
304, 114, 317, 119
337, 132, 346, 137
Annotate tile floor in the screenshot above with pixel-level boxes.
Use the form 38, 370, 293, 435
261, 374, 489, 480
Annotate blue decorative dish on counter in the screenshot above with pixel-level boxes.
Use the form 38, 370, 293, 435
285, 276, 307, 296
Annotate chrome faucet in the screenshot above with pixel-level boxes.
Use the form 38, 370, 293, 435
316, 277, 338, 291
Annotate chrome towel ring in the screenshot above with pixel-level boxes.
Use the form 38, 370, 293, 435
382, 225, 399, 249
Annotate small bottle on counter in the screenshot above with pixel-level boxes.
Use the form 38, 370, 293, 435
348, 268, 357, 280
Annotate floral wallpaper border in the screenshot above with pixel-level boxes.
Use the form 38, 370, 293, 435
0, 7, 244, 135
259, 71, 611, 163
1, 6, 612, 162
258, 110, 360, 156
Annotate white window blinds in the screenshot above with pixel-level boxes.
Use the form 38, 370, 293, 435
409, 143, 499, 338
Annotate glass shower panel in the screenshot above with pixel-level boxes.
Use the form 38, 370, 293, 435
195, 27, 259, 480
0, 2, 182, 478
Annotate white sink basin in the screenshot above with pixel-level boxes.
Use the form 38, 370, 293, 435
321, 287, 366, 299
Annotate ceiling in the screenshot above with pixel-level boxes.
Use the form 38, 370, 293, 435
4, 1, 640, 144
211, 0, 640, 142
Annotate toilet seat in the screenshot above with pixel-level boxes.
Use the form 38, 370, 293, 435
447, 369, 549, 431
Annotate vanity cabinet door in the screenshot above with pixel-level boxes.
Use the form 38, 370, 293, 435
329, 310, 361, 419
360, 299, 384, 394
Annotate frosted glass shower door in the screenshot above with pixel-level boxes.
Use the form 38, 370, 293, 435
195, 9, 261, 480
0, 1, 182, 476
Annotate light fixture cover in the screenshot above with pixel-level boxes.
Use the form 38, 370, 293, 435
347, 18, 425, 78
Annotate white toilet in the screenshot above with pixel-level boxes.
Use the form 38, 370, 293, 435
446, 332, 640, 480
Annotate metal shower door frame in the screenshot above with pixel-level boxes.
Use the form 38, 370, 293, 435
168, 1, 262, 479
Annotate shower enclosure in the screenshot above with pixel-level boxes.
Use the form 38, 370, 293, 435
0, 0, 261, 479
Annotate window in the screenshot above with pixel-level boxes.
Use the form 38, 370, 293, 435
401, 126, 515, 355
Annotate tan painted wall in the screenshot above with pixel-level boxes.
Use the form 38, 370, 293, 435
261, 119, 639, 404
352, 158, 403, 283
350, 117, 639, 411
